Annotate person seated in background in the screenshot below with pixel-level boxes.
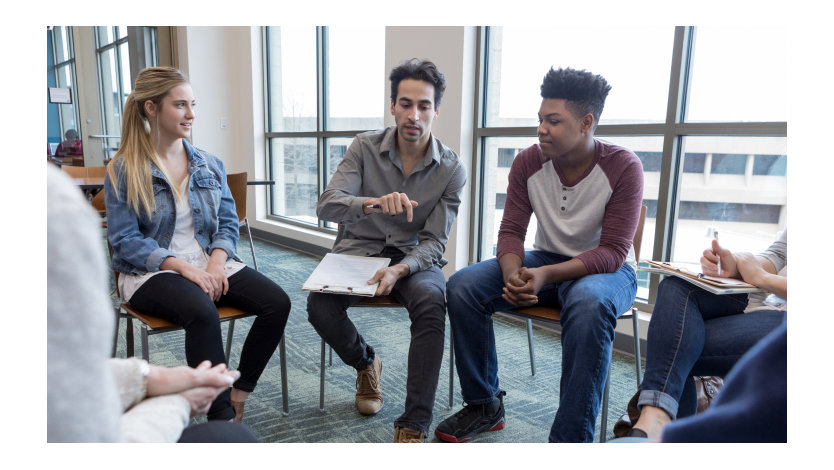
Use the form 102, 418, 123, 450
47, 164, 258, 442
105, 67, 291, 423
626, 230, 787, 440
56, 128, 82, 156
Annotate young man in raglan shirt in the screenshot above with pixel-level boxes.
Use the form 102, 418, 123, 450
435, 67, 644, 443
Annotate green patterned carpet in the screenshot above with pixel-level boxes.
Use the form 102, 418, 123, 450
109, 235, 643, 443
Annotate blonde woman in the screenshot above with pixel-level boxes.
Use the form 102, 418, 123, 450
105, 67, 290, 423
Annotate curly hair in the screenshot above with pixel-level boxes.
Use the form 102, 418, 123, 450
540, 67, 611, 127
389, 58, 447, 109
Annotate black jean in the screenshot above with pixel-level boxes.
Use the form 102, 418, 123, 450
306, 248, 447, 435
178, 421, 259, 442
129, 266, 291, 421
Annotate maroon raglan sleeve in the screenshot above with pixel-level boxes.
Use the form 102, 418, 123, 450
574, 148, 644, 274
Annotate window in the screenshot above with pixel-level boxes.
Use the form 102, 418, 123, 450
474, 27, 787, 307
263, 26, 385, 229
49, 27, 80, 152
95, 26, 132, 162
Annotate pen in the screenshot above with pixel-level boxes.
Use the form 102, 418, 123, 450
366, 204, 381, 209
713, 230, 721, 276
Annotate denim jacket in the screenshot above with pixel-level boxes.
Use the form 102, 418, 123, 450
105, 139, 240, 275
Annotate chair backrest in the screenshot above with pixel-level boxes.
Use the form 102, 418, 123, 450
86, 166, 106, 178
226, 171, 247, 224
61, 165, 86, 178
91, 190, 106, 213
633, 205, 647, 264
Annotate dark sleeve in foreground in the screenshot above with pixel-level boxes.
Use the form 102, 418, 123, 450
661, 319, 787, 443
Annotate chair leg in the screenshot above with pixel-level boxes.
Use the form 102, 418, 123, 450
319, 338, 326, 412
126, 316, 135, 358
600, 359, 612, 443
279, 334, 289, 416
526, 319, 536, 375
244, 218, 258, 272
112, 308, 120, 358
631, 307, 642, 387
225, 319, 235, 364
449, 332, 455, 408
141, 324, 150, 362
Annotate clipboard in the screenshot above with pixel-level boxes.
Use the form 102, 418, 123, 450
302, 253, 391, 297
644, 260, 764, 295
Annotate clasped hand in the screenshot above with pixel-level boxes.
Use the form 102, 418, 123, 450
181, 263, 228, 302
148, 360, 240, 417
502, 267, 546, 307
364, 192, 419, 222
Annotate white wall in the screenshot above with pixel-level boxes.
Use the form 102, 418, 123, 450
384, 26, 477, 277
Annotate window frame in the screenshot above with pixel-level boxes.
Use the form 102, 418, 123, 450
94, 26, 131, 162
50, 26, 81, 142
470, 26, 787, 312
262, 26, 383, 233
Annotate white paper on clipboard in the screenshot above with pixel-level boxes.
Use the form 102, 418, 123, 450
302, 253, 391, 296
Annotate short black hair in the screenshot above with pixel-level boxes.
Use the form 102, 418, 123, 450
540, 67, 611, 127
389, 59, 447, 109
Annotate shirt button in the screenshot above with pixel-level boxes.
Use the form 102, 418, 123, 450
387, 234, 391, 238
198, 230, 203, 234
562, 196, 566, 200
195, 208, 201, 214
561, 207, 566, 211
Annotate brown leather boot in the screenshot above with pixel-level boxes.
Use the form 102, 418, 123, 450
394, 426, 426, 443
355, 355, 383, 415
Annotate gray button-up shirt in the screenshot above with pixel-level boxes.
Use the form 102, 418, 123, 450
317, 126, 466, 274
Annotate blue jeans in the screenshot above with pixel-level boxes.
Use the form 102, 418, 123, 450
446, 250, 637, 442
638, 276, 786, 419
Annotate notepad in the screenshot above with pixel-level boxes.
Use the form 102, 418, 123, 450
644, 260, 763, 295
302, 253, 391, 297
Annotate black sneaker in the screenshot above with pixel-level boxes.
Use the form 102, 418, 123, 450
434, 391, 506, 443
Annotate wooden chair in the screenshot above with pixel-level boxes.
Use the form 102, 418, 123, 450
86, 166, 106, 178
226, 172, 259, 271
318, 294, 457, 411
503, 205, 647, 442
61, 165, 86, 178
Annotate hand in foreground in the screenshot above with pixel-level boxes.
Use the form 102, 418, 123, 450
176, 361, 240, 418
502, 267, 546, 307
148, 360, 239, 397
367, 264, 409, 296
700, 239, 738, 278
364, 192, 419, 222
180, 385, 227, 417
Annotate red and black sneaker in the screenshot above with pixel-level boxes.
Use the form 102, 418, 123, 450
434, 391, 506, 443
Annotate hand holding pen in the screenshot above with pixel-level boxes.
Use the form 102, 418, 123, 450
700, 234, 738, 279
363, 191, 419, 222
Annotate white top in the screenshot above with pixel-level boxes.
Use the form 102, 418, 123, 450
119, 179, 246, 302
